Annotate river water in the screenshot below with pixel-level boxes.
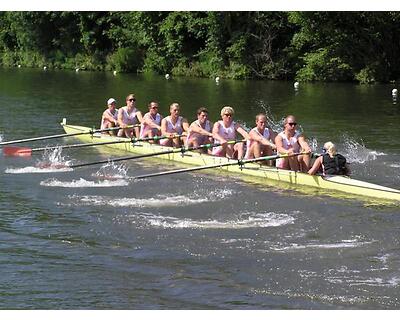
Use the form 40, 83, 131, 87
0, 68, 400, 309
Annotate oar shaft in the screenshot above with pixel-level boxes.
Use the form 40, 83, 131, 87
0, 125, 138, 146
29, 135, 167, 153
133, 152, 310, 179
69, 138, 242, 169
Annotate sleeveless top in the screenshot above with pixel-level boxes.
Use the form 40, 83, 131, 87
278, 131, 301, 153
140, 112, 161, 138
246, 127, 271, 150
186, 119, 212, 142
322, 153, 348, 175
100, 108, 118, 130
120, 106, 139, 125
214, 120, 236, 143
164, 115, 184, 134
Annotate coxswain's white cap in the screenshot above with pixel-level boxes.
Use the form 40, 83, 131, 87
107, 98, 116, 105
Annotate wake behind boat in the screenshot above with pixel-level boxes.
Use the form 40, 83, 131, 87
60, 119, 400, 203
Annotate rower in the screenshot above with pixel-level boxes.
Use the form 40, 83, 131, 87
212, 106, 249, 159
244, 113, 277, 165
139, 101, 163, 143
100, 98, 119, 135
275, 115, 311, 172
117, 93, 143, 138
308, 141, 349, 176
186, 107, 214, 153
159, 103, 189, 147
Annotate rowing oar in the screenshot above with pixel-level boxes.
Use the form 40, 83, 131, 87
0, 124, 138, 147
132, 152, 311, 180
3, 134, 170, 157
69, 139, 242, 169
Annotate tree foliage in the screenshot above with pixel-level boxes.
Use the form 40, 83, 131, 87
1, 11, 400, 83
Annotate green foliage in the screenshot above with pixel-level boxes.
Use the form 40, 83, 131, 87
1, 12, 400, 83
296, 48, 353, 81
106, 47, 142, 72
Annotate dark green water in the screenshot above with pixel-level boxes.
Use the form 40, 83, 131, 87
1, 68, 400, 309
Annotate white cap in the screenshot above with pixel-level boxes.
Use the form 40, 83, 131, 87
107, 98, 116, 105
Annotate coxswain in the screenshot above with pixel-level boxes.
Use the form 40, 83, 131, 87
308, 141, 349, 175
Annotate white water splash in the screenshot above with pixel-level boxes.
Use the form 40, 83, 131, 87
272, 238, 374, 251
64, 187, 235, 208
35, 147, 73, 168
134, 211, 295, 229
76, 194, 209, 207
0, 134, 3, 142
342, 135, 385, 164
5, 166, 72, 173
40, 178, 129, 188
92, 162, 128, 179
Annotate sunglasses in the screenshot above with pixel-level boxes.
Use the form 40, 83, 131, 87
223, 114, 232, 117
150, 106, 158, 109
128, 98, 136, 102
288, 122, 297, 126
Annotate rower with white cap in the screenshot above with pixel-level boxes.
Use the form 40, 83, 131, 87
100, 98, 119, 135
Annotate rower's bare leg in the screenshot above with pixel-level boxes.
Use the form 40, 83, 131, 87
298, 154, 311, 172
234, 142, 245, 159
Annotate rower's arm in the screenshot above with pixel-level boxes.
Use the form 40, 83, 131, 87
275, 134, 292, 154
143, 114, 161, 130
117, 109, 125, 128
182, 118, 190, 133
190, 122, 213, 137
236, 124, 249, 140
136, 111, 144, 123
298, 135, 312, 153
212, 122, 226, 143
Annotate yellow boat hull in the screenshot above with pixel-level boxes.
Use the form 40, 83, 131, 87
61, 122, 400, 203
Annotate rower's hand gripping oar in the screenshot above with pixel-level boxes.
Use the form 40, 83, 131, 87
69, 139, 243, 169
3, 133, 168, 157
133, 151, 311, 180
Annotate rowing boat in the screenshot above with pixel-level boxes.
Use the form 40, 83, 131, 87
61, 119, 400, 203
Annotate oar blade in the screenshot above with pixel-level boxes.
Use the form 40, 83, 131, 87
3, 146, 32, 157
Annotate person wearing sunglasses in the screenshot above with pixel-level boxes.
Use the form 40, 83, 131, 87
139, 101, 163, 143
117, 93, 143, 138
308, 141, 349, 176
160, 103, 189, 147
244, 113, 277, 165
185, 107, 214, 153
275, 115, 312, 172
212, 106, 250, 159
100, 98, 119, 135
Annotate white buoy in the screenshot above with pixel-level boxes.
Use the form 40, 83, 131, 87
75, 68, 80, 73
294, 81, 299, 89
113, 70, 117, 76
392, 88, 398, 96
215, 76, 220, 82
165, 73, 170, 80
43, 66, 47, 71
17, 64, 21, 68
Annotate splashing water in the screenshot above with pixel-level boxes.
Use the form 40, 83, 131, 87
341, 135, 385, 164
92, 161, 128, 180
0, 133, 3, 142
35, 147, 72, 168
255, 100, 282, 132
